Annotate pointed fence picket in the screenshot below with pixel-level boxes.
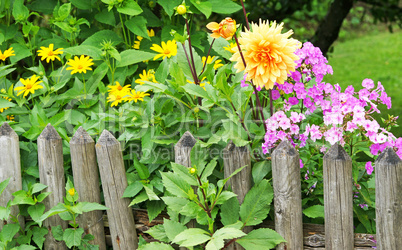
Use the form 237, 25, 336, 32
1, 125, 400, 249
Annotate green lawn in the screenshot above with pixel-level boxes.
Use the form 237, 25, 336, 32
323, 31, 402, 137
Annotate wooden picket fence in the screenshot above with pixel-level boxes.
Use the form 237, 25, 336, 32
0, 122, 401, 249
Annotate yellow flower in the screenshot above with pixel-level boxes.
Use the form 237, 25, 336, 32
37, 44, 63, 63
6, 115, 14, 121
190, 167, 196, 174
230, 20, 300, 90
202, 56, 223, 70
224, 42, 237, 53
150, 40, 177, 60
133, 29, 155, 49
107, 81, 131, 96
0, 96, 12, 113
14, 75, 44, 97
66, 55, 94, 75
123, 90, 150, 103
135, 69, 157, 85
0, 47, 15, 61
177, 4, 187, 15
206, 18, 236, 40
107, 93, 125, 107
68, 188, 75, 196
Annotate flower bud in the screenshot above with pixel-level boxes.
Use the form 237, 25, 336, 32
68, 188, 75, 196
1, 88, 6, 94
190, 167, 196, 174
194, 107, 200, 113
177, 5, 187, 15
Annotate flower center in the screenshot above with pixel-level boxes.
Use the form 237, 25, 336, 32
26, 83, 32, 89
117, 85, 123, 90
48, 51, 54, 56
77, 65, 83, 69
0, 55, 5, 60
163, 49, 170, 55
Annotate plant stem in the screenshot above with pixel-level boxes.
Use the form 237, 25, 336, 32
239, 0, 250, 30
197, 175, 211, 218
230, 102, 251, 141
269, 89, 273, 116
119, 13, 128, 46
185, 19, 198, 83
199, 38, 215, 77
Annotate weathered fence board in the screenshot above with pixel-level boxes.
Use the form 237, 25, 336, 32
95, 130, 138, 250
70, 127, 106, 250
375, 147, 402, 249
271, 140, 303, 250
223, 141, 252, 250
37, 124, 67, 250
323, 144, 354, 249
0, 123, 24, 230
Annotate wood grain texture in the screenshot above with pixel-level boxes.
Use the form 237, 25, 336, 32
37, 124, 67, 250
375, 147, 402, 249
70, 127, 106, 250
271, 140, 303, 250
323, 144, 354, 250
95, 130, 138, 250
223, 141, 252, 250
174, 131, 197, 250
0, 123, 24, 230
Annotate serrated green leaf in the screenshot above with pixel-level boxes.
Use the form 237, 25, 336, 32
171, 162, 198, 186
138, 241, 175, 250
143, 184, 160, 201
189, 0, 212, 18
210, 0, 242, 14
172, 228, 211, 247
0, 178, 10, 196
157, 0, 182, 17
116, 50, 156, 67
236, 228, 285, 249
161, 172, 192, 199
129, 190, 149, 206
240, 179, 273, 226
303, 205, 325, 219
147, 200, 166, 223
252, 161, 271, 185
116, 0, 143, 16
220, 197, 240, 226
206, 227, 246, 250
163, 218, 187, 241
125, 16, 149, 40
31, 183, 47, 194
161, 196, 190, 213
28, 203, 45, 223
201, 159, 217, 182
51, 225, 64, 241
0, 223, 20, 243
63, 45, 102, 60
63, 228, 84, 248
123, 181, 144, 198
32, 226, 48, 249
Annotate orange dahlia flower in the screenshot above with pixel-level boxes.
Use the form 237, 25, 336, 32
231, 20, 300, 90
206, 17, 236, 40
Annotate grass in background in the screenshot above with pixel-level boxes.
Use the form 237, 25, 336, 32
324, 31, 402, 137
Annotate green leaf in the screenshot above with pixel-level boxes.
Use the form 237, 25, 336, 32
215, 191, 237, 205
210, 0, 242, 14
155, 59, 170, 83
36, 192, 51, 202
51, 225, 64, 241
161, 172, 192, 199
28, 203, 45, 223
58, 3, 71, 20
201, 159, 217, 182
240, 179, 273, 226
173, 228, 211, 247
116, 50, 156, 67
147, 200, 166, 223
76, 202, 108, 213
123, 181, 144, 198
206, 227, 246, 250
63, 45, 102, 60
70, 0, 93, 9
145, 224, 169, 242
133, 155, 150, 180
161, 197, 190, 213
10, 43, 32, 64
0, 97, 16, 110
31, 183, 47, 194
236, 228, 285, 249
176, 41, 202, 79
220, 197, 240, 226
252, 161, 271, 185
136, 82, 168, 93
32, 226, 48, 249
125, 16, 149, 40
157, 0, 182, 17
138, 242, 175, 250
0, 223, 20, 243
12, 0, 29, 23
63, 228, 84, 248
37, 203, 67, 226
0, 206, 11, 221
303, 205, 325, 219
189, 0, 212, 18
163, 218, 187, 241
129, 190, 149, 206
143, 184, 160, 201
0, 178, 10, 196
116, 0, 143, 16
82, 30, 123, 47
171, 162, 198, 186
95, 8, 116, 26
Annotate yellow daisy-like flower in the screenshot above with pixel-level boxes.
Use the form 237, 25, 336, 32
107, 93, 125, 107
37, 44, 63, 63
133, 29, 155, 49
224, 42, 237, 53
202, 56, 224, 70
0, 96, 12, 113
231, 20, 300, 90
107, 81, 131, 96
0, 47, 15, 61
14, 75, 44, 97
66, 55, 94, 75
150, 40, 177, 60
135, 69, 157, 85
68, 188, 75, 196
123, 90, 150, 103
6, 115, 14, 121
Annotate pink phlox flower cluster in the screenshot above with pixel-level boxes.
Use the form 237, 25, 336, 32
365, 162, 374, 175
